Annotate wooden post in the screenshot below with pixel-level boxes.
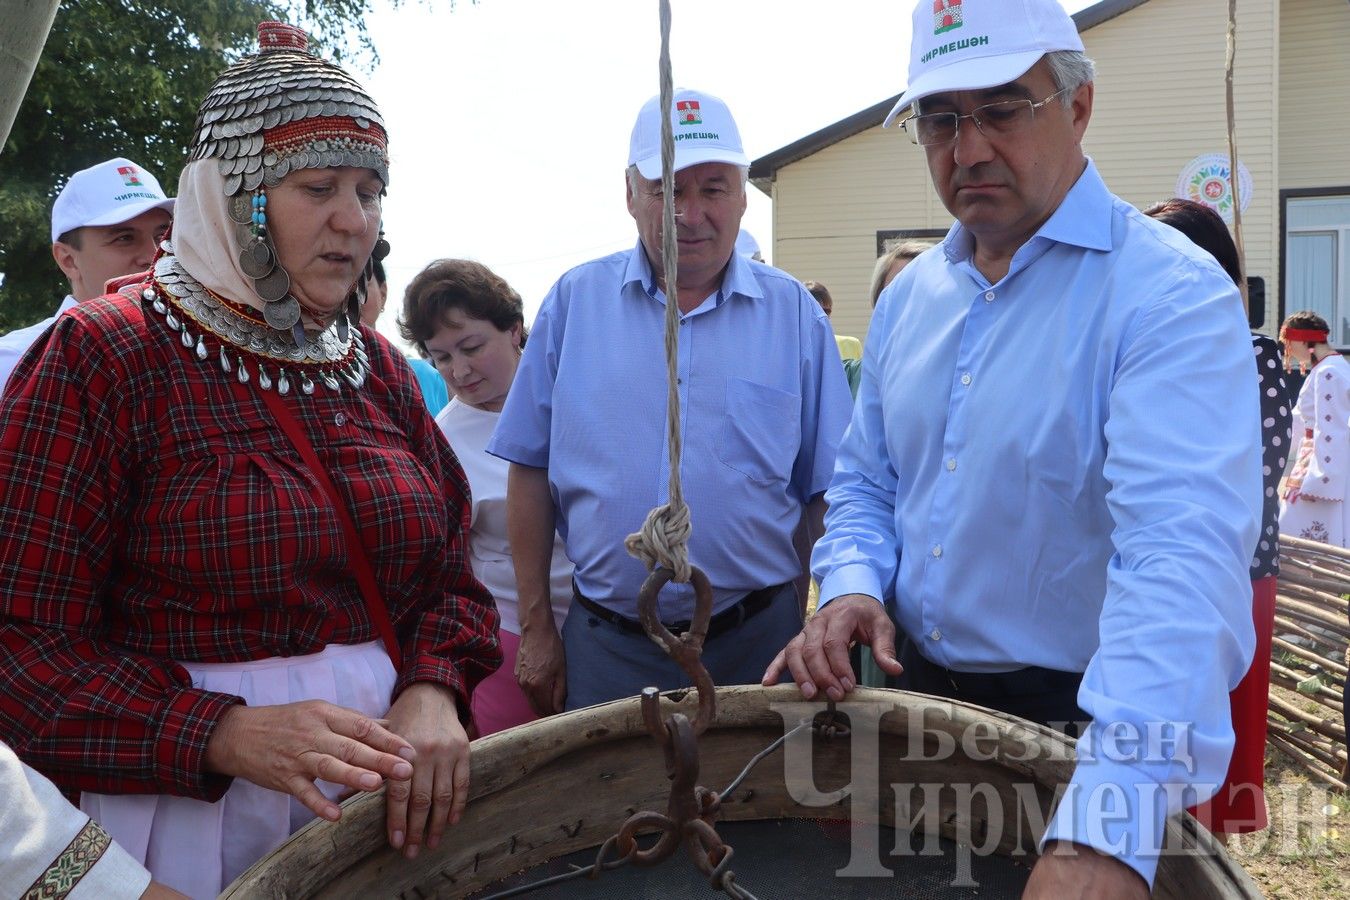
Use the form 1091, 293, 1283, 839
0, 0, 61, 151
1224, 0, 1248, 315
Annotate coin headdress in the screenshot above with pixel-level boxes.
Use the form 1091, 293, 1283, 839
187, 20, 390, 341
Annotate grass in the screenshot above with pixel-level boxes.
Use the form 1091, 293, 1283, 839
1228, 755, 1347, 898
1227, 684, 1348, 898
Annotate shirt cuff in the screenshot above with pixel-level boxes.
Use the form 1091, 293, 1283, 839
154, 689, 245, 801
484, 435, 548, 468
816, 563, 885, 610
1041, 755, 1171, 887
67, 832, 152, 900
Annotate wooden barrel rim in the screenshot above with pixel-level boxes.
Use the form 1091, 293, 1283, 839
223, 685, 1261, 898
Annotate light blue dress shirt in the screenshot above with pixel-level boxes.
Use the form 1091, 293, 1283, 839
814, 161, 1261, 885
490, 242, 851, 619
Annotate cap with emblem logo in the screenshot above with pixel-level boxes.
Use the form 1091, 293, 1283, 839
51, 157, 174, 243
628, 88, 749, 180
883, 0, 1085, 127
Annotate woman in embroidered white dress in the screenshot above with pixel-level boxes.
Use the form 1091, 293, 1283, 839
1279, 311, 1350, 546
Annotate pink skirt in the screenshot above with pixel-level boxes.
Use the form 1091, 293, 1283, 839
81, 641, 395, 899
470, 628, 539, 737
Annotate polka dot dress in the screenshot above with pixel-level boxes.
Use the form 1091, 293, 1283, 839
1253, 334, 1291, 576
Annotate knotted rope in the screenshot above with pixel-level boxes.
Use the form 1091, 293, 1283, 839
624, 0, 693, 584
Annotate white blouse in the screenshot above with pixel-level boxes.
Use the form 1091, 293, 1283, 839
436, 398, 572, 634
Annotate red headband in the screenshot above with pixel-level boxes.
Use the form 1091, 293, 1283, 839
1283, 327, 1329, 343
263, 116, 387, 155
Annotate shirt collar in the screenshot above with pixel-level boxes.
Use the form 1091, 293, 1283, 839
943, 157, 1114, 263
57, 295, 79, 315
621, 240, 764, 308
720, 249, 765, 303
1036, 158, 1113, 252
621, 240, 659, 296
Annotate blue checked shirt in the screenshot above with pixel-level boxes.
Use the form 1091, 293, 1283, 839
815, 161, 1261, 885
490, 242, 851, 620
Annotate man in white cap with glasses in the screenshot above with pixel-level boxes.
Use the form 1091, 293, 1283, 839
0, 157, 173, 389
766, 1, 1261, 895
492, 89, 849, 715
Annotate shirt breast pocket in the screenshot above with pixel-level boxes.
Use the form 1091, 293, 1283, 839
717, 377, 799, 484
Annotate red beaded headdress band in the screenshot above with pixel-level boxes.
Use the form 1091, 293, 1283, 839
1282, 327, 1329, 343
262, 117, 388, 172
264, 118, 387, 155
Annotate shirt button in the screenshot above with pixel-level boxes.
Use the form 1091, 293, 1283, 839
946, 458, 957, 471
334, 412, 347, 427
932, 544, 943, 558
960, 372, 972, 386
984, 291, 996, 302
929, 628, 942, 641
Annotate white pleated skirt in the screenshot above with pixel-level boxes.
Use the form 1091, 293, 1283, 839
81, 641, 396, 899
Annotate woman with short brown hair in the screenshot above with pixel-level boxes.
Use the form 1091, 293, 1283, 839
402, 259, 574, 736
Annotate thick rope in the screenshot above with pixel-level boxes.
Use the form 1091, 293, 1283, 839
625, 0, 693, 583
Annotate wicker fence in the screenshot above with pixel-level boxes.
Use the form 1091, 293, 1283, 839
1271, 535, 1350, 791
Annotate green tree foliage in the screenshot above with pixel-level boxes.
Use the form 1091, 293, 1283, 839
0, 0, 384, 332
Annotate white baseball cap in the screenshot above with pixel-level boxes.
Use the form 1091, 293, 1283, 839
882, 0, 1085, 127
628, 88, 749, 180
735, 229, 762, 260
51, 157, 175, 243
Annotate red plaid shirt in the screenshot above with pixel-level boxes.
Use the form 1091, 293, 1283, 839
0, 288, 500, 800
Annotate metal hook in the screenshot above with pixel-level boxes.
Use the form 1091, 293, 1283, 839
636, 565, 717, 735
813, 699, 851, 739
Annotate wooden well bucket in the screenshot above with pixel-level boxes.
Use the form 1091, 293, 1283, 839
223, 685, 1261, 898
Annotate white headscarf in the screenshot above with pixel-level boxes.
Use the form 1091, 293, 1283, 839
171, 161, 267, 312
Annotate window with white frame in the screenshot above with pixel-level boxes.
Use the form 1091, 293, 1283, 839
1286, 193, 1350, 347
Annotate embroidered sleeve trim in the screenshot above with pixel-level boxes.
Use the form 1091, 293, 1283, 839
22, 819, 112, 900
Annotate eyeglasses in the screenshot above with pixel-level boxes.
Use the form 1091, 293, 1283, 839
900, 88, 1070, 146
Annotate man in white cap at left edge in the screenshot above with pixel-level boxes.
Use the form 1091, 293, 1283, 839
0, 156, 174, 390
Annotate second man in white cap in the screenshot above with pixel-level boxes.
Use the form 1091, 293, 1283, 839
491, 89, 850, 714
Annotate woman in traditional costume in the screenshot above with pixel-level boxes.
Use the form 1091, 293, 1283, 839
1145, 198, 1291, 835
400, 259, 573, 736
1278, 311, 1350, 771
1280, 311, 1350, 546
0, 22, 500, 897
